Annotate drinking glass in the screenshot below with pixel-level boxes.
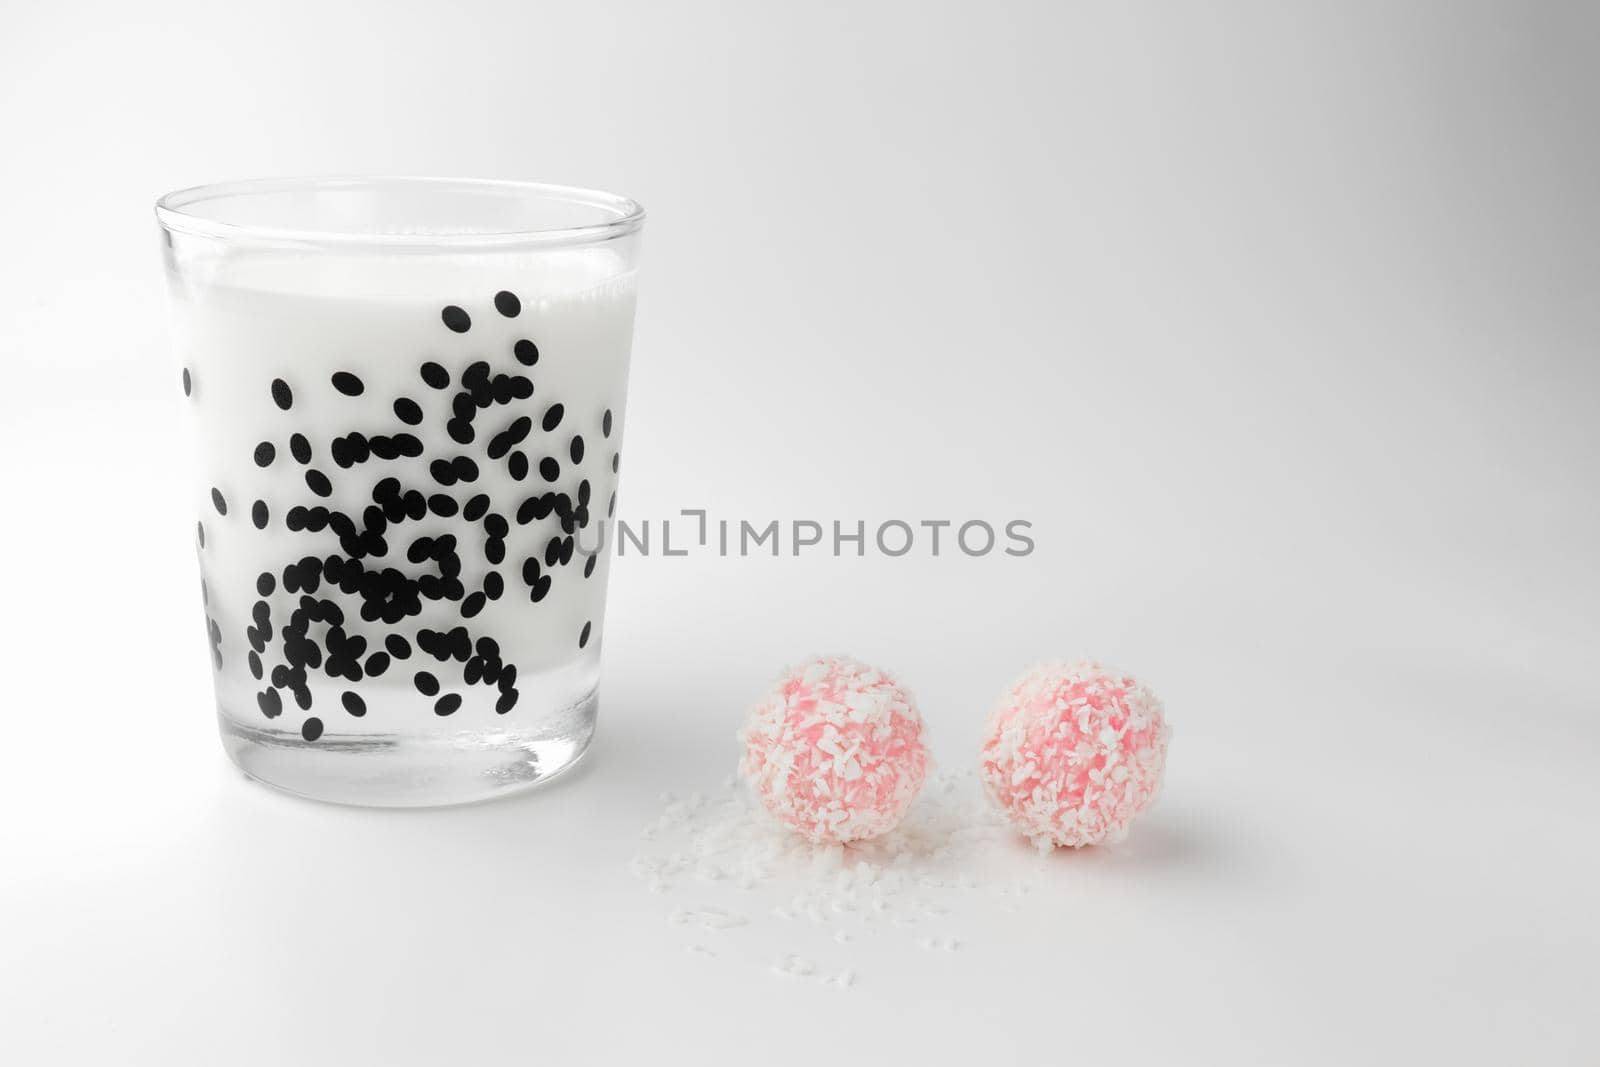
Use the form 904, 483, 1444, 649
156, 177, 643, 806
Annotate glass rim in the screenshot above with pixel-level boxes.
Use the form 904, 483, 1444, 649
154, 175, 646, 250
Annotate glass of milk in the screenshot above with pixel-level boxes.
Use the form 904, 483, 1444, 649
156, 177, 643, 806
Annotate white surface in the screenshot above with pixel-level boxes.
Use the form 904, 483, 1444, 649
2, 1, 1597, 1063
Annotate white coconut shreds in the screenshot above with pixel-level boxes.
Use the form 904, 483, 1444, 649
629, 769, 1050, 988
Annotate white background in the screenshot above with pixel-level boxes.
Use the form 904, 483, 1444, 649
2, 1, 1597, 1063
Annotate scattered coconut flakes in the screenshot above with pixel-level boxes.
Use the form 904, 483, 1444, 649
633, 768, 1043, 983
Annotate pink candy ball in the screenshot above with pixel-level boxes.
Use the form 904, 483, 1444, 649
739, 655, 930, 843
980, 660, 1170, 848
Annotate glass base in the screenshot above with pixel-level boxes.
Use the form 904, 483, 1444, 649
218, 689, 597, 808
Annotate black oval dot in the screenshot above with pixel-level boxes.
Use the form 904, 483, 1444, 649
271, 378, 293, 410
514, 339, 539, 366
612, 453, 620, 473
461, 591, 486, 618
494, 290, 521, 317
540, 457, 560, 482
258, 688, 282, 718
602, 409, 613, 437
365, 651, 390, 677
542, 403, 565, 432
252, 500, 269, 529
386, 634, 412, 659
253, 441, 276, 467
248, 651, 263, 679
483, 572, 505, 599
290, 433, 312, 464
584, 553, 598, 578
257, 572, 276, 596
508, 451, 529, 480
342, 691, 366, 717
441, 306, 471, 333
210, 488, 228, 515
463, 493, 490, 521
414, 671, 440, 697
182, 368, 193, 397
197, 521, 206, 547
301, 717, 324, 741
428, 494, 458, 518
305, 470, 332, 498
569, 436, 585, 463
434, 693, 462, 716
579, 621, 592, 649
448, 419, 474, 445
331, 371, 364, 396
393, 397, 423, 425
421, 361, 450, 389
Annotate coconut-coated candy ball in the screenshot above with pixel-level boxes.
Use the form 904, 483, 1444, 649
979, 659, 1169, 849
739, 655, 930, 843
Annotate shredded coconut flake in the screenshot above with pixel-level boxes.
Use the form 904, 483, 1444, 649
634, 768, 1046, 984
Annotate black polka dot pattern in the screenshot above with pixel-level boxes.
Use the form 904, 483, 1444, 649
197, 294, 626, 741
